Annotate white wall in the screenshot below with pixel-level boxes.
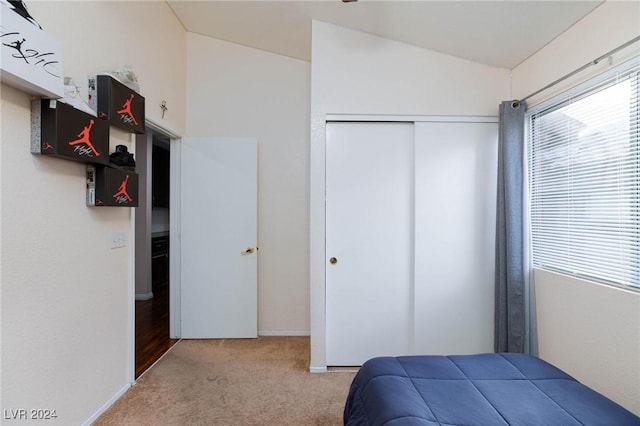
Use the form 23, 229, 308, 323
185, 33, 311, 335
309, 21, 511, 370
535, 270, 640, 414
512, 1, 640, 103
0, 1, 186, 424
511, 1, 640, 415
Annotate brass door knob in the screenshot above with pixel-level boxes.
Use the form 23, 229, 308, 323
241, 246, 255, 255
329, 257, 337, 265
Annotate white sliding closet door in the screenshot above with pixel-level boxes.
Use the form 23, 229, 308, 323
413, 121, 497, 354
326, 122, 414, 366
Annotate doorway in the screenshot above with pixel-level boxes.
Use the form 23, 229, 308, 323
134, 130, 177, 378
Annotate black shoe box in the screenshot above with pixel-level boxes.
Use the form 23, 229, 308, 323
88, 75, 145, 134
86, 165, 139, 207
31, 100, 110, 165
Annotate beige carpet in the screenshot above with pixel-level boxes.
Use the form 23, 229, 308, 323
94, 337, 356, 425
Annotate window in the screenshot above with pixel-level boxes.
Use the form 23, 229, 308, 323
527, 62, 639, 291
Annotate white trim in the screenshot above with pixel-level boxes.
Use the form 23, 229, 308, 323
135, 292, 154, 301
81, 383, 131, 426
309, 115, 326, 371
258, 330, 311, 336
130, 123, 177, 386
326, 114, 498, 123
127, 134, 137, 386
309, 366, 328, 374
169, 136, 181, 339
327, 366, 360, 373
145, 116, 182, 139
135, 117, 182, 339
522, 117, 536, 356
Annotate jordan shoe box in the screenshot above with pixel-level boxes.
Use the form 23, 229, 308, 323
86, 165, 139, 207
31, 99, 110, 165
88, 75, 145, 134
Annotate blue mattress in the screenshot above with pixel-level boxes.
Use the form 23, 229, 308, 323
344, 353, 640, 426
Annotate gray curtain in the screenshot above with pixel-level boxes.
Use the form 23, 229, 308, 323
495, 100, 527, 353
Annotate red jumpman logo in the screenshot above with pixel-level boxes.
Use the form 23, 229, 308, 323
113, 175, 133, 202
116, 94, 138, 126
68, 119, 100, 156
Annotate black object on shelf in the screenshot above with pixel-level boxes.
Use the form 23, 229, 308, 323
110, 144, 136, 170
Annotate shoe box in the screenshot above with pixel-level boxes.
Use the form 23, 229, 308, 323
86, 165, 139, 207
88, 74, 145, 134
31, 99, 110, 165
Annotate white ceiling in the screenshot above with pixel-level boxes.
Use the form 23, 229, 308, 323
167, 0, 603, 69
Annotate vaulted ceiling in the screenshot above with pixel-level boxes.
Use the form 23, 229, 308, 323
167, 0, 603, 69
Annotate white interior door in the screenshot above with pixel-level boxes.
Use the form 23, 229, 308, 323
413, 121, 498, 354
326, 122, 414, 366
180, 137, 257, 338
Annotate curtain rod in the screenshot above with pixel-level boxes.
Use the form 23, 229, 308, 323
517, 35, 640, 104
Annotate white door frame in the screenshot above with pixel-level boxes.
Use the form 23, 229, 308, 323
128, 117, 182, 384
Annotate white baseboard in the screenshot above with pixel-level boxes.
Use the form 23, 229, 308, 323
309, 366, 328, 373
81, 383, 131, 426
135, 292, 153, 301
258, 330, 310, 336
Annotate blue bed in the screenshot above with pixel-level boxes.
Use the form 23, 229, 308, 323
344, 353, 640, 426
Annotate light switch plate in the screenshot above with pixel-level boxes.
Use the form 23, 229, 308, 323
110, 231, 127, 249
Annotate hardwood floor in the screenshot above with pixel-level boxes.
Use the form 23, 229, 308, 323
135, 284, 178, 378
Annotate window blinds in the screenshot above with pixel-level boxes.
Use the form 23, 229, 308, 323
528, 64, 639, 291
